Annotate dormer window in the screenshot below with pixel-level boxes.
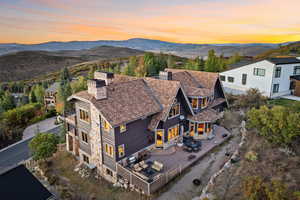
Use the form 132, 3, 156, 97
120, 124, 126, 133
169, 103, 180, 118
191, 98, 198, 109
201, 97, 208, 108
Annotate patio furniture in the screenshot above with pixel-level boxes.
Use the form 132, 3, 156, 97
183, 146, 193, 153
133, 163, 142, 172
152, 161, 164, 172
139, 161, 148, 169
145, 168, 155, 176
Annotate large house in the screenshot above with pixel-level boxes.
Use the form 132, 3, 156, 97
220, 57, 300, 98
65, 69, 227, 194
44, 82, 60, 109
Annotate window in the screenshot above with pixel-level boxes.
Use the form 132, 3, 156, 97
273, 84, 279, 93
168, 125, 179, 141
242, 74, 247, 85
253, 68, 265, 76
118, 144, 125, 158
200, 97, 208, 108
104, 143, 114, 158
228, 77, 234, 83
102, 119, 111, 132
82, 154, 89, 164
81, 131, 88, 143
275, 67, 281, 78
79, 109, 89, 122
120, 124, 126, 133
205, 123, 212, 133
294, 66, 300, 75
220, 75, 226, 81
198, 123, 205, 135
190, 98, 198, 109
168, 103, 180, 118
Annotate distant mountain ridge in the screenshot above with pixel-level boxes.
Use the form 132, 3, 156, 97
0, 46, 144, 82
0, 38, 289, 57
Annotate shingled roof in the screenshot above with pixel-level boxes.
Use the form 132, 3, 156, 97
71, 79, 162, 127
165, 68, 219, 90
188, 108, 220, 122
143, 78, 182, 131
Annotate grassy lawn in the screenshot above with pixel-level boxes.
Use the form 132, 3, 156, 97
267, 98, 297, 107
44, 151, 150, 200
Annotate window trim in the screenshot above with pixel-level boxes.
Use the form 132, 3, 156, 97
242, 74, 247, 85
78, 108, 90, 123
167, 124, 180, 142
81, 131, 88, 144
227, 76, 234, 83
118, 144, 125, 158
120, 124, 126, 133
253, 68, 266, 77
275, 67, 281, 78
220, 75, 226, 82
168, 103, 180, 119
104, 143, 114, 158
294, 66, 300, 75
273, 84, 279, 93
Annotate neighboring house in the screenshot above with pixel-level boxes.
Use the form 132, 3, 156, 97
44, 82, 60, 109
220, 57, 300, 98
65, 69, 227, 194
0, 165, 56, 200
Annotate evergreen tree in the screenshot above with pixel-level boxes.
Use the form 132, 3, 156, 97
59, 67, 71, 84
167, 54, 175, 68
30, 90, 37, 103
205, 49, 219, 72
125, 56, 137, 76
34, 85, 45, 104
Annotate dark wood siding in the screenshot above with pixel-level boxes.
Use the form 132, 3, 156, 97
114, 116, 154, 161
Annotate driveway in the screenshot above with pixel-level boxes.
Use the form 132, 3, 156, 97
23, 117, 60, 140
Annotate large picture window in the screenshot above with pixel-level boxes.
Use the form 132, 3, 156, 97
253, 68, 266, 76
168, 125, 179, 141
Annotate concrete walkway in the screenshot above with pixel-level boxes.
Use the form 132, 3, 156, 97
22, 117, 60, 140
282, 95, 300, 101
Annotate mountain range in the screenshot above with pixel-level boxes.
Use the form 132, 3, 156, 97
0, 38, 285, 58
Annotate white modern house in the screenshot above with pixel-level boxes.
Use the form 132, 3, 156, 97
220, 57, 300, 98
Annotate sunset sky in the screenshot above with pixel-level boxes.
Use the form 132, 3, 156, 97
1, 0, 300, 44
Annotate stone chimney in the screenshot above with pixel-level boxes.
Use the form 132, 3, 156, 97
87, 79, 107, 100
94, 71, 114, 85
159, 71, 172, 80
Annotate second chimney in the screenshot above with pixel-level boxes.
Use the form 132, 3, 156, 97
159, 71, 172, 80
94, 71, 114, 85
87, 79, 107, 100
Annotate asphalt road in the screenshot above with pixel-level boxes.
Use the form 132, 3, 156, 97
0, 126, 61, 174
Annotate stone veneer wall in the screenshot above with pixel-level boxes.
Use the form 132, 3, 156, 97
89, 103, 117, 183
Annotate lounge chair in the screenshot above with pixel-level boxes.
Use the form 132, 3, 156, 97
139, 161, 148, 169
133, 163, 142, 172
152, 161, 163, 172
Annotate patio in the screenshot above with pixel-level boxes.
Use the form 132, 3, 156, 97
116, 125, 231, 195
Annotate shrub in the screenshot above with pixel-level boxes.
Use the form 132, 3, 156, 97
245, 151, 258, 162
230, 88, 267, 109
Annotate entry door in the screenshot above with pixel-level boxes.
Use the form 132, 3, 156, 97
156, 130, 163, 147
189, 122, 195, 137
